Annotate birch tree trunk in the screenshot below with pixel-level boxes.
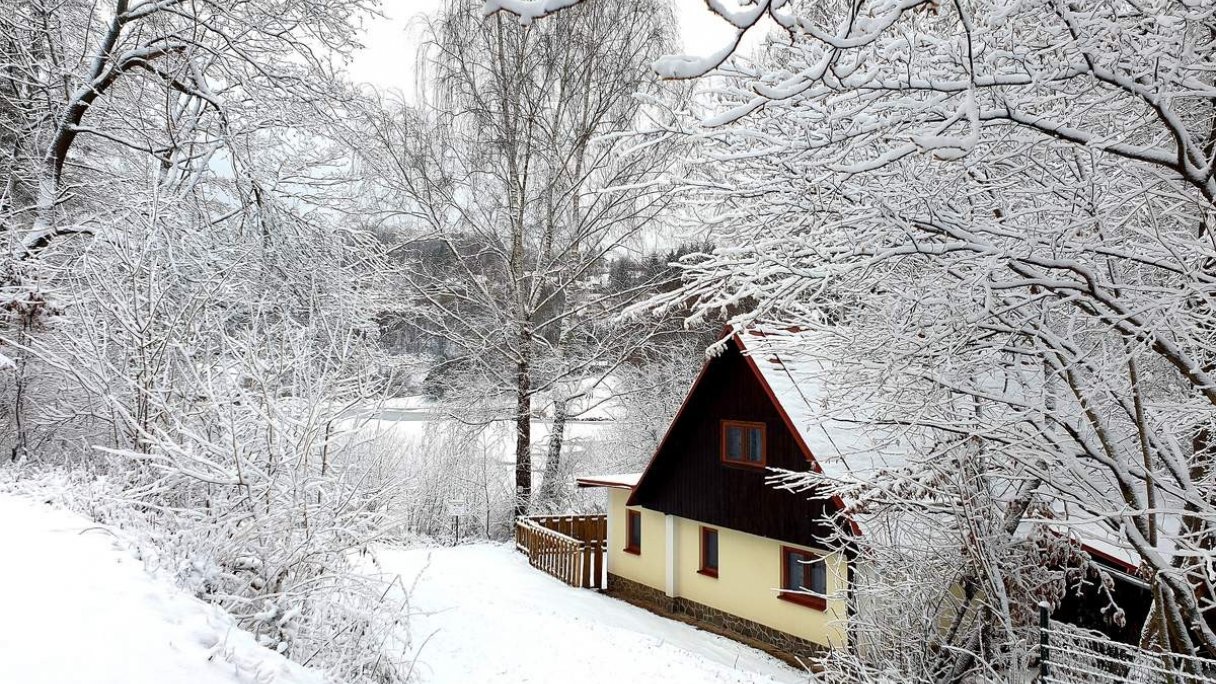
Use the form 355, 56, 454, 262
537, 396, 569, 510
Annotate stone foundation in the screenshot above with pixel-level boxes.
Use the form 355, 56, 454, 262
606, 573, 828, 666
606, 572, 672, 610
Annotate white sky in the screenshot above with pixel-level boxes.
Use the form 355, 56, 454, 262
348, 0, 746, 97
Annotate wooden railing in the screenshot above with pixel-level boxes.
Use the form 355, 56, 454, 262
528, 513, 607, 544
515, 514, 607, 589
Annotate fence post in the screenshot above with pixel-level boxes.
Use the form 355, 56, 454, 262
1039, 601, 1050, 682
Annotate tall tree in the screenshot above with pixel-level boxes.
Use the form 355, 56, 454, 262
363, 0, 683, 516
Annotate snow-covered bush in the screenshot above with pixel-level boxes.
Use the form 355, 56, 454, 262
1, 449, 413, 683
1, 157, 414, 682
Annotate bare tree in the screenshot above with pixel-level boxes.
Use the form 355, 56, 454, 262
1, 0, 374, 254
360, 0, 683, 517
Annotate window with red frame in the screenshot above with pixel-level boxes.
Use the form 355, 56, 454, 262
699, 527, 719, 577
780, 546, 827, 610
721, 420, 765, 466
625, 509, 641, 554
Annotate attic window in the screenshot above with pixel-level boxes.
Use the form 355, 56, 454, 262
721, 420, 766, 467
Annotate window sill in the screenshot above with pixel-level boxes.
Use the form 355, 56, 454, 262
721, 460, 767, 470
697, 568, 719, 578
623, 546, 640, 555
778, 591, 826, 611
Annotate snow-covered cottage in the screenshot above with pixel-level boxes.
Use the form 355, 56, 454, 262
572, 327, 1151, 662
576, 328, 857, 659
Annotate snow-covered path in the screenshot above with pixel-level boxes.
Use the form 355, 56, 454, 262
0, 494, 323, 684
369, 543, 809, 684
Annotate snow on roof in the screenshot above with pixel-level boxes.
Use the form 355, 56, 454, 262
1038, 504, 1180, 575
1050, 520, 1140, 574
576, 473, 642, 490
735, 328, 909, 482
735, 326, 1170, 570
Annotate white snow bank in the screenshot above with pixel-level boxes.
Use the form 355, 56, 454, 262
0, 493, 325, 684
367, 543, 809, 684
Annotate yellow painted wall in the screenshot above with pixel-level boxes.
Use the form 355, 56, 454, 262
605, 489, 666, 590
604, 490, 849, 649
673, 518, 848, 649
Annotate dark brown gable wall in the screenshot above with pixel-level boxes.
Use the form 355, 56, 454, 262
630, 337, 837, 547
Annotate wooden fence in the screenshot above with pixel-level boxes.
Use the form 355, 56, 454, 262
515, 514, 607, 589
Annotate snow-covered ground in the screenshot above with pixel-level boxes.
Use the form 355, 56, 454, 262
0, 493, 324, 684
367, 543, 810, 684
0, 492, 809, 684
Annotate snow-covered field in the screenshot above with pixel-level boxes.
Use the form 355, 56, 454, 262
366, 543, 810, 684
0, 493, 324, 684
367, 393, 622, 463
